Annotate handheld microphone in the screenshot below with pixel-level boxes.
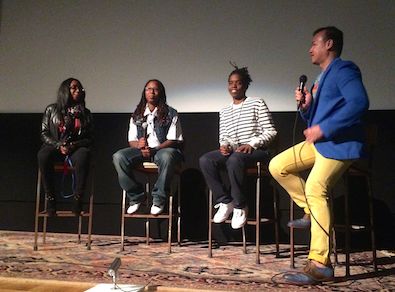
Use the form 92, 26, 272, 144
135, 118, 148, 139
142, 121, 148, 139
297, 75, 307, 109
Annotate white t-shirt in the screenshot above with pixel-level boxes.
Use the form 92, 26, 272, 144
128, 106, 183, 148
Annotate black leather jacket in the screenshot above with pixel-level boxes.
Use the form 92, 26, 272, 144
40, 103, 94, 150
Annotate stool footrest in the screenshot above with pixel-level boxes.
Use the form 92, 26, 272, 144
210, 218, 274, 225
334, 224, 370, 231
38, 210, 90, 217
124, 214, 172, 219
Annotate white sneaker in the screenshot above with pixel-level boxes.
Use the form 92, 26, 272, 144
150, 205, 164, 215
213, 202, 234, 223
231, 207, 248, 229
127, 202, 141, 214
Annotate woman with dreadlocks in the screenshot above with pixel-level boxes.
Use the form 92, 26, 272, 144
113, 79, 183, 215
199, 63, 277, 229
37, 78, 93, 216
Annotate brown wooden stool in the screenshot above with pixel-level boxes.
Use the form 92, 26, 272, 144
208, 161, 280, 264
120, 162, 181, 253
33, 163, 94, 251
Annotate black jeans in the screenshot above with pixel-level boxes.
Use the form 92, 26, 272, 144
37, 144, 91, 197
199, 149, 270, 208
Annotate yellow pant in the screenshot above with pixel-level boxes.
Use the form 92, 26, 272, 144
269, 141, 352, 265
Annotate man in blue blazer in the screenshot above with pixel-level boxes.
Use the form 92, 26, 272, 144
269, 26, 369, 283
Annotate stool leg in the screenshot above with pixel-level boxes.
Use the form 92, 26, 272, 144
255, 167, 260, 264
43, 211, 48, 244
168, 196, 173, 254
177, 177, 181, 246
78, 216, 82, 244
34, 170, 41, 251
146, 219, 150, 245
87, 175, 94, 250
208, 190, 213, 258
273, 185, 280, 258
145, 178, 150, 246
345, 177, 351, 277
332, 228, 338, 265
177, 215, 181, 246
121, 190, 126, 251
290, 199, 295, 269
367, 176, 378, 272
242, 226, 247, 254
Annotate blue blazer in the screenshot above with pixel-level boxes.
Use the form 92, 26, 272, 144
301, 58, 369, 160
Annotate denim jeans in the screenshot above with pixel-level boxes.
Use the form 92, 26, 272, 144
113, 147, 183, 207
199, 149, 270, 209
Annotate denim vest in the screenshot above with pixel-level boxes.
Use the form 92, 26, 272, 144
136, 106, 178, 144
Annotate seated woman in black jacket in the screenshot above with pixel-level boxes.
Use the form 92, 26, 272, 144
37, 78, 93, 216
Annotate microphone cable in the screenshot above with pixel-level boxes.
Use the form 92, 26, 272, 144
291, 108, 330, 239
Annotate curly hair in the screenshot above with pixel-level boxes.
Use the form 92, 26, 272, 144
228, 61, 253, 88
132, 79, 169, 124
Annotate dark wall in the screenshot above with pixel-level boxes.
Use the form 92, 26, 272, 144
1, 111, 394, 248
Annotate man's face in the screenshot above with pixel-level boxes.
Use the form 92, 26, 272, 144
228, 73, 247, 100
309, 31, 331, 66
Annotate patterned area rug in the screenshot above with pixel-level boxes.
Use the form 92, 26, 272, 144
0, 231, 394, 291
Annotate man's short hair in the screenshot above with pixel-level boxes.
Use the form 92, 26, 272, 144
314, 26, 343, 57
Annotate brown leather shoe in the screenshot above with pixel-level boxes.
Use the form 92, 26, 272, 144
288, 213, 311, 228
303, 260, 334, 282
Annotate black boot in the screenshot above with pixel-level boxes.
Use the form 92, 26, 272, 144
45, 194, 56, 217
72, 194, 82, 216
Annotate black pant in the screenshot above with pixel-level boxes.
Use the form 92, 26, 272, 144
37, 145, 91, 197
199, 149, 270, 208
